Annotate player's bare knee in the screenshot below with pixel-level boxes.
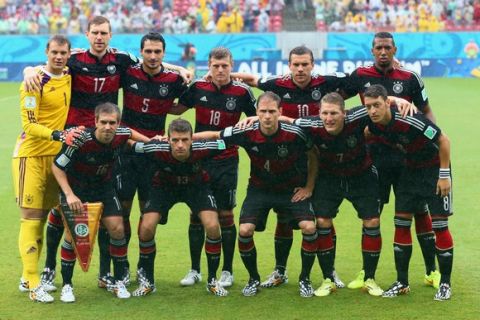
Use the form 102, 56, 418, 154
239, 223, 255, 237
316, 217, 332, 228
299, 220, 316, 234
363, 217, 380, 228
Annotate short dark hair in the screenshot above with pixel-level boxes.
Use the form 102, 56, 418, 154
321, 92, 345, 111
168, 118, 193, 136
257, 91, 281, 109
364, 84, 388, 100
88, 16, 111, 32
289, 45, 314, 63
208, 47, 232, 63
46, 35, 71, 50
372, 32, 395, 47
95, 102, 121, 121
141, 32, 166, 51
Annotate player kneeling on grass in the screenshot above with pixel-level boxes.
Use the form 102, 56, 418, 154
51, 103, 149, 302
193, 92, 319, 297
130, 119, 228, 297
364, 84, 454, 301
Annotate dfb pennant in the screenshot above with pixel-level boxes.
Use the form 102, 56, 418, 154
60, 202, 103, 272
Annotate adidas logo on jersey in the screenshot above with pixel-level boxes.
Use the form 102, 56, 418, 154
200, 96, 208, 102
364, 82, 371, 88
251, 146, 259, 152
130, 83, 138, 90
82, 67, 89, 72
283, 93, 291, 99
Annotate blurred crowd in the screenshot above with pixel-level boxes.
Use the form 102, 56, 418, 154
0, 0, 284, 34
315, 0, 480, 32
1, 0, 479, 35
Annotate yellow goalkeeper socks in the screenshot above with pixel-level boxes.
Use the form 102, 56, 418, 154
19, 218, 44, 288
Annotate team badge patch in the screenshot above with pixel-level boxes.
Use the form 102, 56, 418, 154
277, 145, 289, 158
107, 65, 116, 74
25, 194, 34, 205
424, 126, 438, 140
226, 98, 236, 111
346, 135, 357, 148
159, 85, 169, 97
311, 89, 322, 101
393, 81, 403, 94
24, 96, 37, 109
60, 202, 103, 272
217, 139, 226, 150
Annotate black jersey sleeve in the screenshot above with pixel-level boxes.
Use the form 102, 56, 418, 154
409, 71, 429, 112
219, 125, 248, 147
54, 145, 79, 171
342, 70, 361, 98
257, 76, 279, 92
178, 82, 197, 109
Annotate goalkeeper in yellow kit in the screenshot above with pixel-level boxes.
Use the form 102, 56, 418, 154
12, 35, 82, 303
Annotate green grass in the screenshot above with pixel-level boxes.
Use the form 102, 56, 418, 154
0, 79, 479, 319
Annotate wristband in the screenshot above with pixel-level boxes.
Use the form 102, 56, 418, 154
51, 130, 61, 141
439, 168, 450, 179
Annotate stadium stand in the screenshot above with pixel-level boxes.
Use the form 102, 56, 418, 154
0, 0, 478, 34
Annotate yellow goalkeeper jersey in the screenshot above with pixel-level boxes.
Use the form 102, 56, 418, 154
13, 66, 71, 158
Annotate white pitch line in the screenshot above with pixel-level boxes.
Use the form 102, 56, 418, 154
0, 95, 17, 102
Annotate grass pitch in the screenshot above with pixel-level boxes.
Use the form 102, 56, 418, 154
0, 79, 478, 319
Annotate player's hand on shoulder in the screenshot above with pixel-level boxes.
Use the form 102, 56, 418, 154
390, 97, 417, 117
235, 116, 258, 130
23, 66, 43, 92
151, 134, 168, 142
52, 126, 86, 148
179, 67, 194, 84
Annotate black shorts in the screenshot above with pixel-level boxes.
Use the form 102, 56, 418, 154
395, 166, 453, 216
143, 184, 217, 225
376, 165, 403, 205
239, 186, 314, 228
203, 157, 238, 211
116, 153, 154, 202
60, 187, 122, 218
312, 166, 381, 220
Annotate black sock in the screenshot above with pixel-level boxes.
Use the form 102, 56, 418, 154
110, 237, 128, 281
60, 240, 75, 285
316, 227, 335, 280
362, 226, 382, 280
394, 216, 413, 284
138, 239, 156, 283
189, 214, 205, 272
205, 237, 221, 282
221, 224, 236, 273
98, 227, 111, 276
238, 235, 259, 281
274, 222, 293, 274
45, 207, 64, 270
299, 232, 317, 280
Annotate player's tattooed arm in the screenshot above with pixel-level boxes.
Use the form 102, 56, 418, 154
437, 133, 451, 197
23, 66, 43, 92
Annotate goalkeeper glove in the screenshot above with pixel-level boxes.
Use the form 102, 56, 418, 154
51, 126, 86, 147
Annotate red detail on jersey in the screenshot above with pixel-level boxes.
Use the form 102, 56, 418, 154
281, 101, 320, 118
124, 91, 173, 115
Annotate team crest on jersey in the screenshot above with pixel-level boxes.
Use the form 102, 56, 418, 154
311, 89, 322, 101
277, 145, 289, 158
226, 98, 236, 111
158, 85, 169, 97
107, 65, 116, 74
74, 223, 89, 237
25, 194, 34, 205
346, 135, 357, 148
393, 81, 403, 94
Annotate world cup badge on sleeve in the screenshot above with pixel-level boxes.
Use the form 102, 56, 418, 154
60, 202, 103, 272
